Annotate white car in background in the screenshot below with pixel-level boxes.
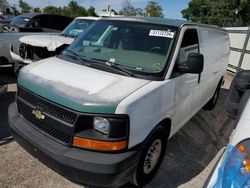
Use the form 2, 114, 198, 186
10, 16, 99, 74
207, 70, 250, 188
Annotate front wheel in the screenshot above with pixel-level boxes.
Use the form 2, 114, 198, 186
131, 125, 168, 187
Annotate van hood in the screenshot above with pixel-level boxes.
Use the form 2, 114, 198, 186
18, 57, 150, 114
19, 34, 74, 51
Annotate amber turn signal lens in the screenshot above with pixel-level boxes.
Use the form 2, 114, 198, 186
73, 136, 127, 151
238, 144, 248, 158
238, 144, 250, 173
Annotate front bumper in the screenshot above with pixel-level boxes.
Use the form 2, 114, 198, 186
8, 102, 140, 187
10, 45, 34, 65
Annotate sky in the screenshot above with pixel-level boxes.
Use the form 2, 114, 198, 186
7, 0, 190, 19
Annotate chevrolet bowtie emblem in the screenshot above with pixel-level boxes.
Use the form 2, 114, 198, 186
32, 109, 45, 120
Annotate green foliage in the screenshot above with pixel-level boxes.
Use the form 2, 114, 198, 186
43, 6, 62, 15
62, 0, 86, 17
119, 0, 163, 17
0, 0, 7, 9
120, 0, 136, 16
135, 8, 144, 16
11, 4, 20, 16
18, 0, 32, 14
87, 6, 97, 17
43, 0, 97, 18
33, 7, 41, 13
0, 0, 8, 14
145, 1, 164, 18
182, 0, 250, 27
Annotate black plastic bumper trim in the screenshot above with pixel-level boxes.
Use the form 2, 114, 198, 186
8, 102, 140, 187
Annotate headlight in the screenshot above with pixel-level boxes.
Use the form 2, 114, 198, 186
212, 141, 250, 188
238, 143, 250, 173
74, 115, 129, 152
93, 117, 110, 135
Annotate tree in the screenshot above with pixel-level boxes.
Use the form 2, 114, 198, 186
182, 0, 250, 27
135, 8, 144, 16
87, 6, 97, 17
34, 7, 41, 13
120, 0, 136, 16
145, 1, 164, 18
0, 0, 8, 14
44, 1, 97, 18
0, 0, 7, 10
18, 0, 32, 13
43, 6, 61, 15
11, 4, 20, 15
62, 1, 87, 17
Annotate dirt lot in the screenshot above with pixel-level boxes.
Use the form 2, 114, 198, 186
0, 66, 235, 188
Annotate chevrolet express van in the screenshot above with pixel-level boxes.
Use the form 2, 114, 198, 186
9, 17, 230, 187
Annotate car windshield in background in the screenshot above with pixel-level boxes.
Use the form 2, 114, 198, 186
10, 16, 30, 27
62, 19, 95, 37
65, 20, 177, 75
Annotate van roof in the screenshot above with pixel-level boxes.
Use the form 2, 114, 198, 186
75, 16, 100, 20
15, 13, 71, 19
100, 17, 221, 29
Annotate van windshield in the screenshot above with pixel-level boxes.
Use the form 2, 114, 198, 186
61, 19, 95, 37
65, 20, 177, 76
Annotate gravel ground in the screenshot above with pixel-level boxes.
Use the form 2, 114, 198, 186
0, 66, 235, 188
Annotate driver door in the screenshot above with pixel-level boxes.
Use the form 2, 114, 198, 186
171, 28, 201, 134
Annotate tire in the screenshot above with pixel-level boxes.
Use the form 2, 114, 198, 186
204, 79, 223, 110
3, 25, 20, 32
131, 125, 168, 187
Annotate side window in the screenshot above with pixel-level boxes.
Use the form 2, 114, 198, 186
35, 15, 51, 29
177, 29, 199, 64
50, 15, 70, 31
26, 18, 40, 28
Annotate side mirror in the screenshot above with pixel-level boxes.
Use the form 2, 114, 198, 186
177, 53, 204, 74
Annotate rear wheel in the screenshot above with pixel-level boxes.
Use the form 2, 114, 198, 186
131, 125, 168, 187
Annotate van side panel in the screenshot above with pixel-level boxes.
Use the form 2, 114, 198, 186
115, 80, 175, 149
198, 28, 230, 107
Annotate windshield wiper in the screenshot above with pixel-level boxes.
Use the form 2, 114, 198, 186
61, 33, 74, 38
63, 49, 88, 66
90, 58, 138, 77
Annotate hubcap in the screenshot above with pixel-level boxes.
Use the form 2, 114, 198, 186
143, 139, 162, 174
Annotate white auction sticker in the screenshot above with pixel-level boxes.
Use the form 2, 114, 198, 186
149, 30, 175, 38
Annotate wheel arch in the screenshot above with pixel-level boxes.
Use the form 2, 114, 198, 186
141, 117, 172, 146
157, 117, 171, 139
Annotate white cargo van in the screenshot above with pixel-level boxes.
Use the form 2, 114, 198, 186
9, 17, 230, 187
